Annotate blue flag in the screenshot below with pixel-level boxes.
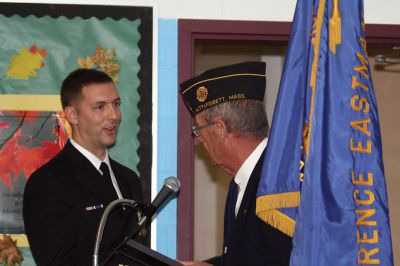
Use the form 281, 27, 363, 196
256, 0, 394, 265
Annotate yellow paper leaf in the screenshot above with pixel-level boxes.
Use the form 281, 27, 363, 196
77, 46, 121, 84
6, 46, 46, 80
77, 57, 94, 69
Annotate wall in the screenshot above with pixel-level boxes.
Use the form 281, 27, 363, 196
158, 0, 400, 24
157, 19, 178, 257
369, 47, 400, 264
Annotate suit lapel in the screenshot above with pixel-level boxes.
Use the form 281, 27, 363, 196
62, 141, 118, 203
229, 150, 266, 254
110, 160, 132, 199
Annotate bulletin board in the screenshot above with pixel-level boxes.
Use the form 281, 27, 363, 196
0, 2, 154, 264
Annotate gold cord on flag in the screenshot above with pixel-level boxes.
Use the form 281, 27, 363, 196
302, 123, 310, 159
329, 0, 342, 54
308, 0, 326, 160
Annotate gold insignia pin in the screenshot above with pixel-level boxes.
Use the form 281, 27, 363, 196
196, 86, 208, 102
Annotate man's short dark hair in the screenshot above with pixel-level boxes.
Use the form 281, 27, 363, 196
60, 68, 114, 109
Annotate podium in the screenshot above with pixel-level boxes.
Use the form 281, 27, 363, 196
114, 238, 183, 266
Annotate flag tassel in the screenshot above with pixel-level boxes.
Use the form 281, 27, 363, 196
329, 0, 342, 54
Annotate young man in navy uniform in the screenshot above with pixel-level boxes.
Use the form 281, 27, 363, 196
23, 69, 144, 265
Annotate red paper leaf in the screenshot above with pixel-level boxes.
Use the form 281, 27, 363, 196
0, 129, 21, 190
0, 112, 68, 190
15, 141, 61, 181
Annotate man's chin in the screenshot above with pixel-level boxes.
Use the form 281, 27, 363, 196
103, 139, 117, 149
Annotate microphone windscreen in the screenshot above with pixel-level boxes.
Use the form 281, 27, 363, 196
164, 177, 180, 193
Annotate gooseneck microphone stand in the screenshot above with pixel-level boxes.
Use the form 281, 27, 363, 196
93, 177, 181, 266
92, 199, 144, 266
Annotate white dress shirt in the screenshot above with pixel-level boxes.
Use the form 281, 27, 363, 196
69, 138, 123, 199
233, 137, 268, 216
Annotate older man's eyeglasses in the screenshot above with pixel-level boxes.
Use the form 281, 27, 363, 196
192, 122, 215, 137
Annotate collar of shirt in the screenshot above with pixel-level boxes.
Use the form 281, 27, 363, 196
69, 138, 123, 199
233, 137, 268, 216
69, 138, 110, 171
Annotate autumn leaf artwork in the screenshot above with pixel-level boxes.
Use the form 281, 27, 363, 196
0, 234, 23, 266
0, 45, 47, 81
0, 111, 70, 191
77, 46, 121, 84
0, 44, 70, 191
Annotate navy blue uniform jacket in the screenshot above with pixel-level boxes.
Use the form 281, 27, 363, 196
208, 150, 292, 266
23, 141, 144, 265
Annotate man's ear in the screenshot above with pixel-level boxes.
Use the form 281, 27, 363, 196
216, 118, 228, 140
64, 106, 78, 125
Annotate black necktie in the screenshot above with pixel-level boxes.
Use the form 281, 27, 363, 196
100, 162, 114, 189
223, 178, 239, 253
100, 162, 111, 178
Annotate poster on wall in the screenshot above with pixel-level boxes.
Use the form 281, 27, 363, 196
0, 2, 154, 264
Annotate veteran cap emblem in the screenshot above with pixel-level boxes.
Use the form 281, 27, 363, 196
196, 86, 208, 102
179, 61, 266, 116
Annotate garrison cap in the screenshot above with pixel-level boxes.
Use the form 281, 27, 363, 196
179, 61, 266, 116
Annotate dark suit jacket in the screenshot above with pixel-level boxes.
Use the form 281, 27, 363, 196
208, 150, 292, 266
23, 141, 144, 266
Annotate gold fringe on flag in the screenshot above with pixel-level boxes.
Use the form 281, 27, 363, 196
256, 192, 300, 237
329, 0, 342, 54
257, 210, 297, 237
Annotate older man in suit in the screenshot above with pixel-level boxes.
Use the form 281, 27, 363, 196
23, 69, 144, 265
179, 62, 292, 266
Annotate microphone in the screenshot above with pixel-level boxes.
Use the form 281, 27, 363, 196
138, 176, 180, 227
